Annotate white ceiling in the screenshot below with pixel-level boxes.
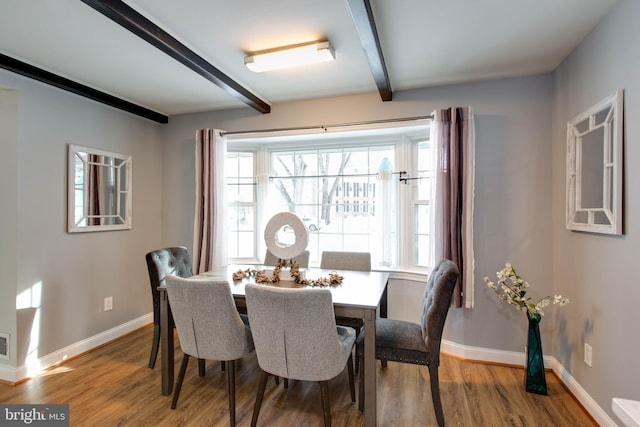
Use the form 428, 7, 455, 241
0, 0, 617, 118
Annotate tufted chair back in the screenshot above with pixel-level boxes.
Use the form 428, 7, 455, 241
146, 247, 193, 324
420, 258, 460, 366
145, 246, 193, 368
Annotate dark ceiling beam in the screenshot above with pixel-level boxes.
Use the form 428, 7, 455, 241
80, 0, 271, 114
0, 53, 168, 123
345, 0, 392, 101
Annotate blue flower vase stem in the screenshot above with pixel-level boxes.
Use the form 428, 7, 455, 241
525, 313, 548, 395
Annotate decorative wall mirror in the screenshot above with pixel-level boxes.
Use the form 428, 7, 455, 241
67, 144, 132, 233
566, 90, 623, 235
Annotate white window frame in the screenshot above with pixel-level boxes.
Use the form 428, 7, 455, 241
227, 121, 431, 273
226, 150, 258, 261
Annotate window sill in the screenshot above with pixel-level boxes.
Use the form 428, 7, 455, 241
372, 267, 428, 282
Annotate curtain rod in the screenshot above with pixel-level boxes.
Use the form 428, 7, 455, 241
269, 171, 406, 180
229, 171, 408, 185
220, 115, 433, 136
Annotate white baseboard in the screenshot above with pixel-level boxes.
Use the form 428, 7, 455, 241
0, 364, 17, 384
442, 338, 528, 366
442, 339, 618, 426
0, 313, 152, 384
550, 358, 618, 427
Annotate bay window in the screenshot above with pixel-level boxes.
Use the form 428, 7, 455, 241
226, 122, 432, 271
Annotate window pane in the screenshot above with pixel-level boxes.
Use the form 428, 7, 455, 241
237, 232, 255, 258
415, 234, 430, 267
415, 203, 430, 267
238, 154, 253, 174
416, 141, 432, 200
228, 232, 238, 258
229, 206, 254, 232
227, 152, 256, 259
236, 179, 254, 203
415, 204, 430, 234
227, 153, 254, 203
417, 141, 431, 170
270, 145, 393, 267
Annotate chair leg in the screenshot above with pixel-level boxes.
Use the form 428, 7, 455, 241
148, 324, 160, 368
251, 370, 270, 427
347, 353, 355, 403
429, 365, 445, 427
354, 351, 359, 376
354, 328, 361, 375
319, 380, 332, 427
198, 358, 206, 377
273, 376, 289, 388
227, 360, 236, 427
221, 360, 226, 372
171, 354, 190, 409
358, 353, 365, 412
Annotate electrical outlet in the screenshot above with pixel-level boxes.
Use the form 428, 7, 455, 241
104, 296, 113, 312
584, 343, 592, 367
0, 332, 9, 360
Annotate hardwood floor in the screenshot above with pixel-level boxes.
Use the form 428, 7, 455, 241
0, 325, 596, 426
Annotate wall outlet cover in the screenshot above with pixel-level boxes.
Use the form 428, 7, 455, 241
0, 332, 9, 360
584, 343, 593, 367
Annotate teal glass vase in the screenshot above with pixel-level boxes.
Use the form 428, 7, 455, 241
525, 313, 548, 395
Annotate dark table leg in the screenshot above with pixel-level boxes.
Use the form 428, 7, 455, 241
380, 282, 388, 319
160, 289, 173, 396
363, 307, 377, 427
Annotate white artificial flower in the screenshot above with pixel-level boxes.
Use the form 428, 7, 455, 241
486, 262, 569, 318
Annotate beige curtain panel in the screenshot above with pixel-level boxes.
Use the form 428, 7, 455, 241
193, 128, 228, 274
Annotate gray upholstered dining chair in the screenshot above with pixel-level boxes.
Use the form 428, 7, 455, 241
245, 284, 356, 427
145, 246, 193, 369
165, 275, 254, 427
320, 251, 371, 272
356, 258, 459, 427
264, 249, 310, 268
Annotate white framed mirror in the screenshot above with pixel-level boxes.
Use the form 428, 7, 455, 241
67, 144, 132, 233
566, 90, 623, 235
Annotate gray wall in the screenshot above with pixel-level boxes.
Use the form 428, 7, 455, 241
552, 0, 640, 419
163, 74, 554, 359
0, 68, 164, 367
0, 88, 18, 362
1, 1, 635, 421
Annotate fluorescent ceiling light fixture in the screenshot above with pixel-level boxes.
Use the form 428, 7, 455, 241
245, 41, 335, 72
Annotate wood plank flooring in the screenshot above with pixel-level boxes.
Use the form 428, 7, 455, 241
0, 325, 596, 426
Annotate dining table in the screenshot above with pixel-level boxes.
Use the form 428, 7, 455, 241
158, 264, 389, 427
